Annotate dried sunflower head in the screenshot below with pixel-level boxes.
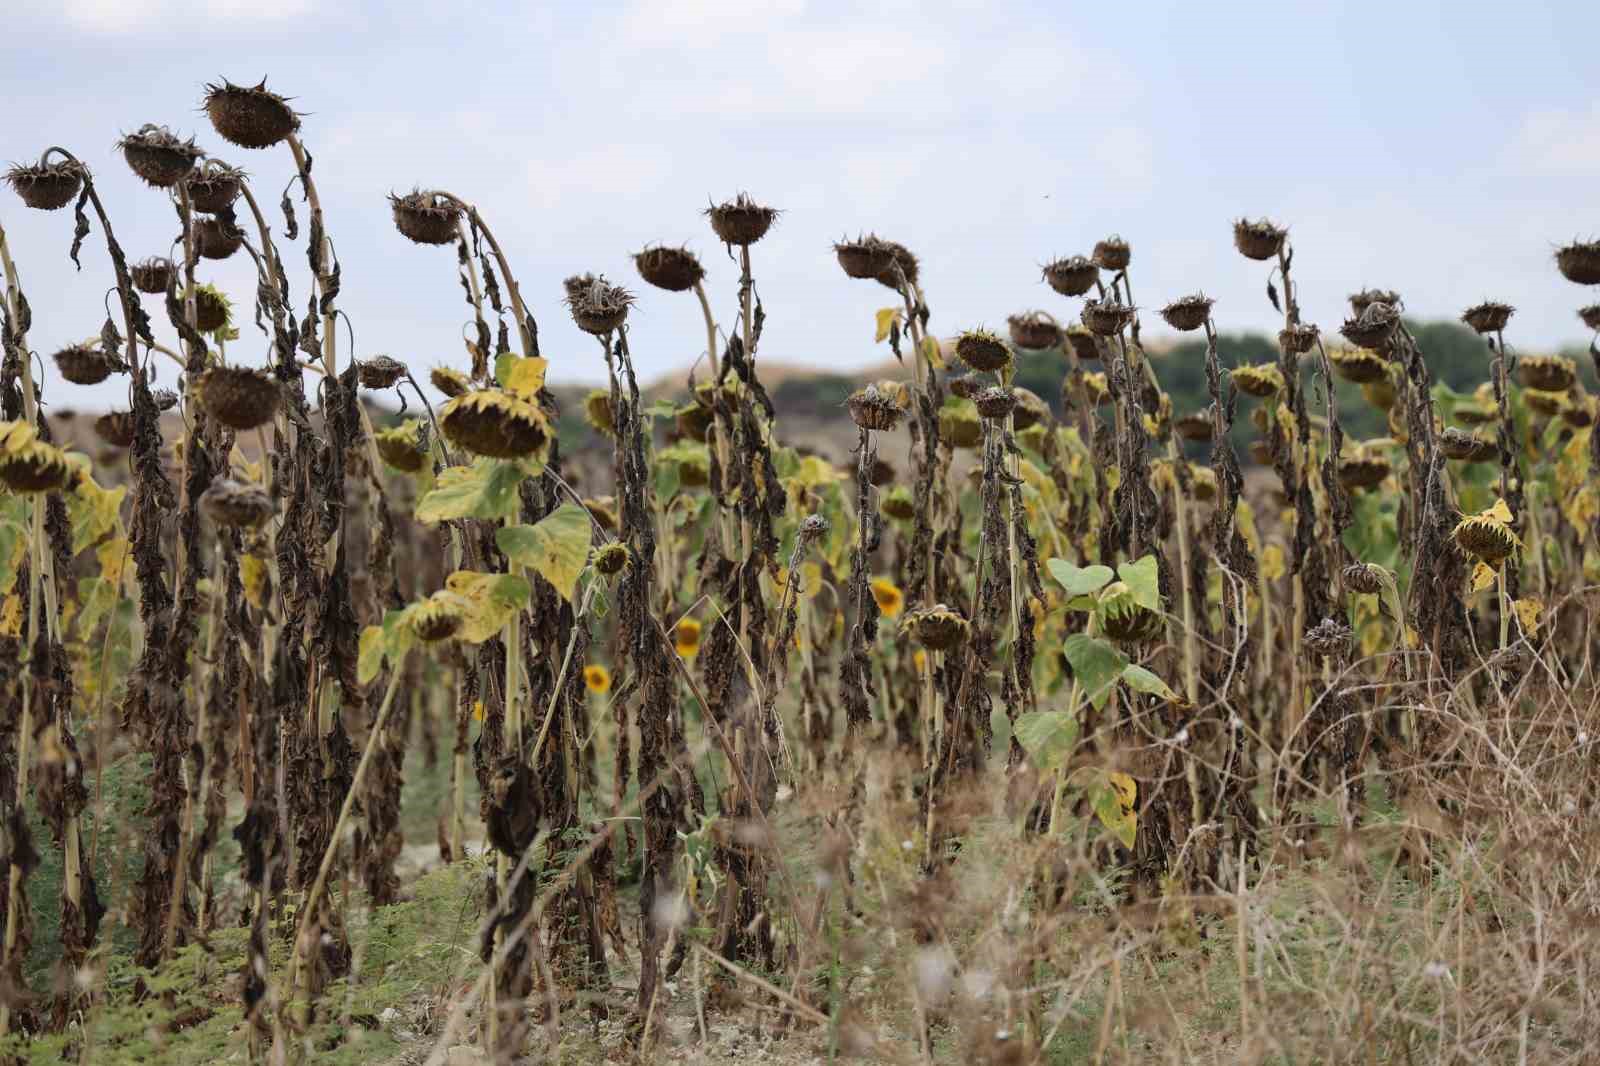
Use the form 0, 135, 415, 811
203, 79, 300, 149
1337, 452, 1392, 491
1092, 235, 1131, 272
1043, 255, 1100, 297
1438, 427, 1497, 463
118, 125, 204, 189
1233, 217, 1286, 261
564, 273, 633, 335
583, 388, 616, 437
1160, 294, 1213, 332
198, 366, 279, 430
1081, 299, 1135, 337
955, 328, 1013, 374
5, 158, 85, 211
1339, 301, 1399, 350
357, 355, 408, 390
199, 477, 275, 528
390, 190, 461, 246
973, 386, 1016, 422
1343, 563, 1387, 595
1278, 323, 1319, 354
634, 244, 705, 292
1555, 239, 1600, 285
1461, 301, 1515, 335
902, 604, 970, 650
1304, 617, 1353, 660
1007, 311, 1062, 351
94, 411, 137, 449
705, 193, 778, 246
53, 343, 123, 386
834, 234, 897, 281
846, 385, 904, 432
1011, 387, 1052, 431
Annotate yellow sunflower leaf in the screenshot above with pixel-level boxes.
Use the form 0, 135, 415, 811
496, 504, 591, 603
495, 352, 549, 399
445, 570, 532, 643
1260, 544, 1286, 583
1481, 498, 1513, 524
0, 595, 19, 638
874, 307, 902, 344
1512, 597, 1542, 635
1091, 771, 1138, 849
241, 553, 269, 610
922, 335, 944, 370
1470, 561, 1498, 593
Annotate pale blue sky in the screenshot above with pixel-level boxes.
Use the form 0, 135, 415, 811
3, 0, 1597, 407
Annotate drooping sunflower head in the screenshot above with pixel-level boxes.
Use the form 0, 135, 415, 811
1452, 499, 1520, 566
1096, 581, 1164, 644
902, 604, 970, 651
374, 420, 430, 473
408, 594, 465, 643
1231, 363, 1284, 398
591, 542, 631, 577
439, 389, 550, 460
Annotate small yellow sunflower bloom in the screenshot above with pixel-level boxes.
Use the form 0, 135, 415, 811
673, 618, 702, 659
583, 664, 611, 694
870, 578, 904, 619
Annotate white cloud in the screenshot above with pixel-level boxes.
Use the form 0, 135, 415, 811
1508, 101, 1600, 177
58, 0, 313, 34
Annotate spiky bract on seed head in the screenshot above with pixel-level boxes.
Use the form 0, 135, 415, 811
1304, 618, 1353, 660
408, 595, 465, 642
973, 386, 1015, 421
1349, 288, 1402, 316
